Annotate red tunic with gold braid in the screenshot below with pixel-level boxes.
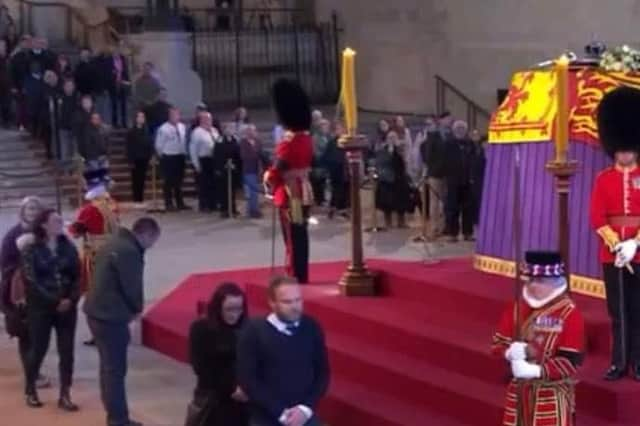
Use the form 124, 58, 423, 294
69, 195, 120, 294
492, 296, 585, 426
265, 131, 313, 214
590, 165, 640, 263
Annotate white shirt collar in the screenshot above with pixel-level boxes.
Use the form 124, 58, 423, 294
267, 313, 299, 336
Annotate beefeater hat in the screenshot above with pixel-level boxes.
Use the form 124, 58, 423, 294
272, 78, 311, 131
520, 251, 565, 285
597, 86, 640, 158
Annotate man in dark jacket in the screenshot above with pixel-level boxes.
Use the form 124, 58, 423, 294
9, 35, 33, 130
144, 88, 171, 137
58, 79, 78, 164
238, 276, 329, 426
78, 112, 108, 164
443, 119, 476, 242
421, 115, 448, 238
99, 46, 130, 128
214, 122, 242, 218
84, 218, 160, 426
73, 48, 98, 97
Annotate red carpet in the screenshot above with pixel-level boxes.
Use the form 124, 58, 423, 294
142, 258, 639, 426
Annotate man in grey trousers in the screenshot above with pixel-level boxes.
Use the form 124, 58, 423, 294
84, 217, 161, 426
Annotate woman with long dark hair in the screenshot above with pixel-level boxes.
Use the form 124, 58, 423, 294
22, 209, 80, 410
187, 282, 249, 426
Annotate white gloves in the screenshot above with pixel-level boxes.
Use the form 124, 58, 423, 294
511, 359, 542, 379
614, 239, 639, 268
504, 341, 528, 362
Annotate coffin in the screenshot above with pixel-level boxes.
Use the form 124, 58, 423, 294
474, 65, 640, 298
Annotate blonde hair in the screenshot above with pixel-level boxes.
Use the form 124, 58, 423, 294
19, 196, 44, 225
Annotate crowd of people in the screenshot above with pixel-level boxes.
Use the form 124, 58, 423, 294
0, 29, 145, 161
370, 112, 486, 241
0, 193, 329, 426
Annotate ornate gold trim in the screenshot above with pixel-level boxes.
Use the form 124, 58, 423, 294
473, 255, 605, 299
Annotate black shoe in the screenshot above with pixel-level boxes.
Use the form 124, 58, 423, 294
83, 338, 96, 346
58, 393, 79, 412
165, 205, 176, 212
632, 365, 640, 381
220, 212, 230, 219
178, 204, 192, 211
26, 393, 43, 408
604, 365, 626, 381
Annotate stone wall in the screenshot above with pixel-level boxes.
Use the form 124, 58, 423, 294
315, 0, 640, 114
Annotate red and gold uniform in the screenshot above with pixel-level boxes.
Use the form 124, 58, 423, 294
589, 86, 640, 379
492, 297, 585, 426
265, 131, 313, 283
264, 78, 314, 283
70, 194, 119, 294
590, 165, 640, 263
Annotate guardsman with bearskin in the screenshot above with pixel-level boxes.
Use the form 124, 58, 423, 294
492, 251, 585, 426
263, 79, 313, 283
69, 167, 119, 296
590, 86, 640, 381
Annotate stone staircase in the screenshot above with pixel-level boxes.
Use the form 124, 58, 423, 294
0, 130, 66, 210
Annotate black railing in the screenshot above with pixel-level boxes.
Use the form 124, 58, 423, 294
191, 9, 340, 108
435, 74, 491, 131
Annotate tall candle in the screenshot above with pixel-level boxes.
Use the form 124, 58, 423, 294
341, 48, 358, 135
555, 55, 570, 163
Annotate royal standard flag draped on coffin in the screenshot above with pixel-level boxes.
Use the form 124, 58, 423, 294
489, 68, 640, 145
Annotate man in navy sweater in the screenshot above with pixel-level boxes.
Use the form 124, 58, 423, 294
237, 276, 330, 426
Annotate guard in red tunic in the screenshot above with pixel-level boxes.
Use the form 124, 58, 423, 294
69, 168, 120, 296
263, 79, 313, 283
590, 86, 640, 381
492, 251, 585, 426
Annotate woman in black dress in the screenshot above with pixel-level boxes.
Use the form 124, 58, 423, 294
375, 130, 413, 228
22, 209, 80, 410
188, 282, 249, 426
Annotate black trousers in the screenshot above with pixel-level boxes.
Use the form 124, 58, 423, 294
444, 182, 474, 237
310, 173, 326, 206
197, 157, 216, 211
130, 159, 149, 202
279, 206, 310, 283
603, 264, 640, 368
160, 154, 186, 209
216, 170, 238, 216
329, 170, 348, 210
109, 88, 128, 128
25, 308, 77, 393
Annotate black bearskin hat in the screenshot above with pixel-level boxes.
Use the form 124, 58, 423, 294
597, 86, 640, 158
272, 78, 311, 131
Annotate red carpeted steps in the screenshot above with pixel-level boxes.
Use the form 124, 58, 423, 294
142, 259, 640, 425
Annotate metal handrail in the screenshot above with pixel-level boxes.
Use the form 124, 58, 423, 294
435, 74, 491, 130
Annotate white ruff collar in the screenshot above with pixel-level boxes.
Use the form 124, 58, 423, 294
522, 283, 568, 309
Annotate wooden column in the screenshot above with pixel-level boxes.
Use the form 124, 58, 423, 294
338, 134, 377, 296
545, 160, 579, 275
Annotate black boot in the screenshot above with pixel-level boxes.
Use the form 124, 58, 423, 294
58, 389, 79, 412
604, 365, 626, 381
26, 390, 43, 408
632, 364, 640, 381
